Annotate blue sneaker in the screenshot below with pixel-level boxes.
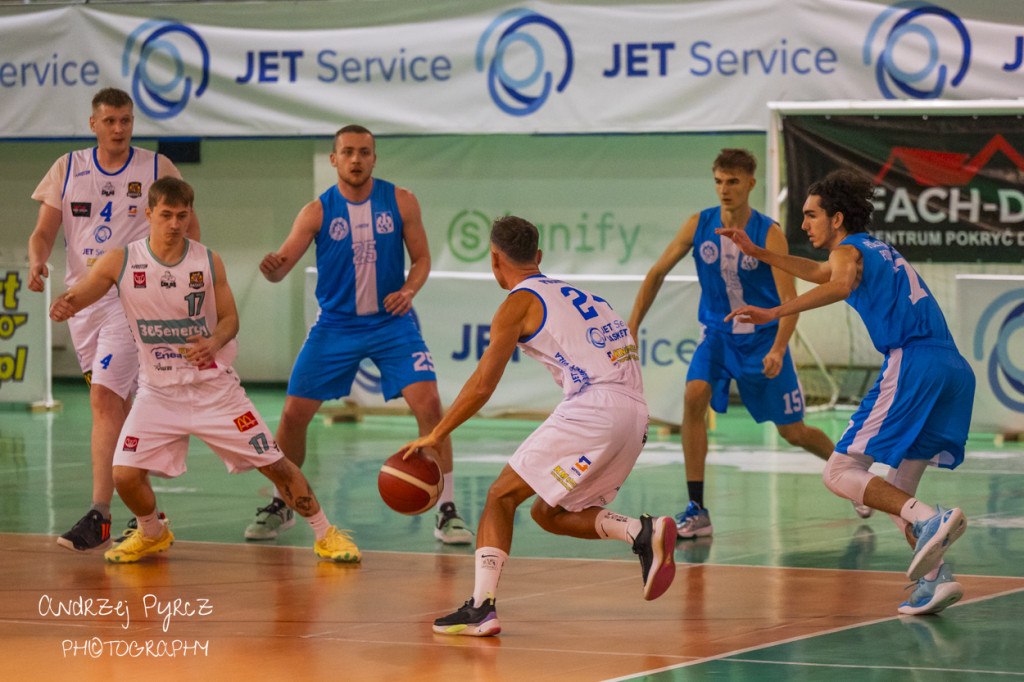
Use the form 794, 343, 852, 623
675, 501, 712, 539
907, 506, 966, 580
898, 563, 963, 616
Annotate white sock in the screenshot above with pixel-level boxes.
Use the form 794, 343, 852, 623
305, 510, 330, 541
901, 498, 936, 527
271, 486, 282, 501
472, 547, 508, 606
437, 472, 455, 508
594, 510, 642, 543
137, 510, 164, 537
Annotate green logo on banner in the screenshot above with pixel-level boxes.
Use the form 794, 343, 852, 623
447, 210, 642, 264
448, 210, 493, 263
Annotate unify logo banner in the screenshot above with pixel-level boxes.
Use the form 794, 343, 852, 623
781, 114, 1024, 262
3, 2, 1024, 136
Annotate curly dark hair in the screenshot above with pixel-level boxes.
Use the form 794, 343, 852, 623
490, 216, 539, 264
807, 169, 876, 234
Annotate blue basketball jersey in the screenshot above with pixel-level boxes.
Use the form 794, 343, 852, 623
314, 179, 405, 324
692, 207, 781, 334
841, 233, 955, 353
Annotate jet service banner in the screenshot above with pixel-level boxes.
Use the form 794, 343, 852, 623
782, 114, 1024, 262
2, 1, 1024, 137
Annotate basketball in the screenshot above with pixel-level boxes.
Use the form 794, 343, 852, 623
378, 450, 443, 515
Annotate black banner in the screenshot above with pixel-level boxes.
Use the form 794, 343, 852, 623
782, 114, 1024, 262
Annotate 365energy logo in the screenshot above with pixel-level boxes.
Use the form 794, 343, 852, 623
122, 20, 210, 119
476, 9, 573, 116
863, 1, 970, 99
973, 289, 1024, 412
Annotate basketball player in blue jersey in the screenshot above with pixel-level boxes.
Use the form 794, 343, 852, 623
28, 88, 200, 553
399, 216, 676, 637
630, 149, 858, 541
721, 169, 973, 616
247, 125, 472, 546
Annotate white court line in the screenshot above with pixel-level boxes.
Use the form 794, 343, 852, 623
603, 585, 1024, 681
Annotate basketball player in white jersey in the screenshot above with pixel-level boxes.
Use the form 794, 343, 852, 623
398, 216, 676, 637
49, 178, 358, 564
28, 88, 200, 552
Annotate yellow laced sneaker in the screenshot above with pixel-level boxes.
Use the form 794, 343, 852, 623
314, 526, 361, 563
104, 525, 174, 563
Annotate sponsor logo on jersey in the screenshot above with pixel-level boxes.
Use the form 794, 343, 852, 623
189, 271, 204, 289
234, 411, 259, 432
152, 345, 183, 361
128, 206, 138, 217
550, 465, 578, 491
131, 263, 148, 270
134, 272, 147, 288
71, 202, 91, 217
329, 217, 350, 241
123, 436, 139, 452
699, 241, 719, 264
94, 225, 112, 243
127, 181, 142, 198
101, 182, 115, 197
374, 210, 395, 234
74, 169, 91, 177
161, 271, 176, 288
570, 455, 592, 477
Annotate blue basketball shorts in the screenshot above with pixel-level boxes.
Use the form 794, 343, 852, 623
836, 343, 975, 470
686, 325, 805, 425
287, 313, 437, 401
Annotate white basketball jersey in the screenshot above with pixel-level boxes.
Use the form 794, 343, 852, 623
61, 147, 160, 296
511, 275, 644, 402
118, 238, 238, 387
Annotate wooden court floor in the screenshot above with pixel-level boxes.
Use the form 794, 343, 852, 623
3, 383, 1024, 680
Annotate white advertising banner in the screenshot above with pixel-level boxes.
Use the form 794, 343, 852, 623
956, 275, 1024, 435
305, 269, 701, 424
0, 265, 51, 405
1, 2, 1022, 137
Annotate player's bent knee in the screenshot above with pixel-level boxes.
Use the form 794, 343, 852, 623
529, 498, 558, 530
112, 465, 147, 490
822, 451, 872, 499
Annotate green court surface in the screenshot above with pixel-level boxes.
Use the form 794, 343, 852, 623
2, 381, 1024, 679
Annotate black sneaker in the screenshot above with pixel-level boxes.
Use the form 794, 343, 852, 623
114, 513, 167, 546
631, 514, 676, 601
433, 597, 501, 637
57, 510, 111, 552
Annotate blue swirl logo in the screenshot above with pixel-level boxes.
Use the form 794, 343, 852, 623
476, 9, 573, 116
863, 2, 970, 99
973, 288, 1024, 412
122, 20, 210, 120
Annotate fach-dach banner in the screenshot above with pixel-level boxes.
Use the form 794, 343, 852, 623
782, 114, 1024, 262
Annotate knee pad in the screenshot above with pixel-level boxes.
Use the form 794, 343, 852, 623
822, 451, 874, 500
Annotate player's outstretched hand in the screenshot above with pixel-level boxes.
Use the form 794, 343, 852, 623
397, 433, 440, 460
726, 304, 776, 327
716, 227, 759, 256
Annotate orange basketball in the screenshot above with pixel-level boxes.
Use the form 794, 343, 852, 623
378, 450, 443, 515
